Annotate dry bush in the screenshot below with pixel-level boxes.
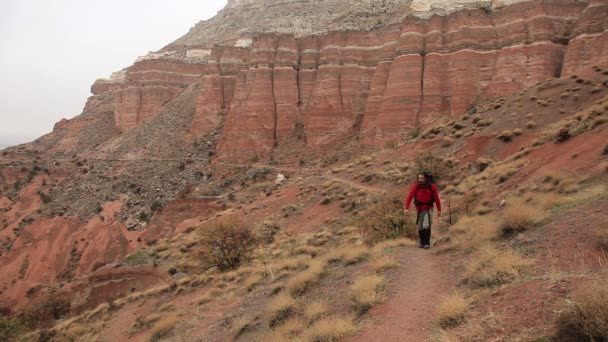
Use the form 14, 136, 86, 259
436, 293, 468, 328
526, 192, 568, 210
513, 128, 523, 136
266, 292, 295, 328
559, 281, 608, 340
496, 130, 513, 142
21, 290, 72, 328
370, 238, 416, 256
286, 259, 326, 296
275, 255, 312, 273
148, 315, 178, 342
291, 245, 319, 257
199, 215, 255, 271
304, 315, 357, 342
442, 136, 455, 147
351, 275, 385, 314
361, 194, 416, 244
243, 273, 265, 292
526, 120, 537, 129
0, 316, 23, 342
448, 215, 500, 249
273, 317, 305, 338
499, 199, 545, 235
305, 300, 330, 323
462, 245, 529, 288
413, 151, 449, 181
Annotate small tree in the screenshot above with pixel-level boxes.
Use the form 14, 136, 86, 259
20, 290, 72, 328
199, 215, 255, 271
361, 193, 416, 244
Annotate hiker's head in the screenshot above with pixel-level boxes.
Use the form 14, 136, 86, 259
417, 173, 427, 184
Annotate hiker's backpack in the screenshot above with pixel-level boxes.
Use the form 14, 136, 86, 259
413, 174, 436, 206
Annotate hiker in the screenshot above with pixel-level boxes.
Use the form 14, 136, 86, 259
404, 173, 442, 249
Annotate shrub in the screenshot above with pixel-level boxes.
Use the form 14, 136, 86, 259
413, 151, 449, 181
526, 121, 537, 129
305, 300, 330, 323
199, 215, 255, 271
436, 293, 467, 328
286, 259, 326, 296
496, 130, 513, 142
559, 282, 608, 340
148, 315, 178, 342
513, 128, 523, 136
0, 316, 23, 342
442, 136, 454, 147
351, 275, 385, 314
361, 194, 415, 244
266, 292, 295, 328
499, 200, 544, 235
448, 215, 500, 249
462, 245, 529, 288
304, 315, 357, 341
21, 290, 72, 328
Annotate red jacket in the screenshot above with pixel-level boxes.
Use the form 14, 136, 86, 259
404, 182, 442, 212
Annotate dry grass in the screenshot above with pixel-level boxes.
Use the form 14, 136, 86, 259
559, 281, 608, 340
266, 292, 296, 328
305, 300, 330, 323
371, 255, 399, 273
304, 315, 357, 342
243, 273, 265, 292
448, 215, 500, 249
496, 130, 513, 142
436, 293, 468, 328
286, 259, 326, 296
596, 229, 608, 251
462, 245, 530, 288
197, 287, 223, 305
324, 245, 371, 265
499, 199, 545, 235
351, 275, 385, 314
147, 315, 178, 342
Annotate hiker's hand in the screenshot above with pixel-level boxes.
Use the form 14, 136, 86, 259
404, 209, 409, 214
437, 211, 442, 217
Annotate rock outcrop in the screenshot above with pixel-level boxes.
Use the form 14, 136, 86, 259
88, 0, 608, 160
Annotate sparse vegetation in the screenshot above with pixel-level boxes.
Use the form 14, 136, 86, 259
304, 315, 357, 342
199, 215, 255, 271
267, 292, 295, 328
559, 281, 608, 341
462, 245, 529, 288
361, 193, 414, 244
351, 275, 385, 314
21, 290, 72, 328
496, 130, 513, 142
286, 259, 326, 296
499, 199, 545, 235
148, 315, 178, 342
436, 293, 467, 328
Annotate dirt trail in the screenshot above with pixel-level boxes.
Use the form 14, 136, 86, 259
348, 246, 453, 342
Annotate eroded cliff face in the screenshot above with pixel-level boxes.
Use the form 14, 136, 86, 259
90, 0, 608, 160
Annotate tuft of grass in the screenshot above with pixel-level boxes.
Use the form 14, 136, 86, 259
351, 275, 385, 314
371, 255, 399, 273
147, 315, 178, 342
197, 288, 223, 305
266, 292, 296, 328
243, 273, 265, 292
559, 281, 608, 340
436, 293, 468, 328
442, 136, 455, 147
499, 200, 545, 235
448, 215, 500, 249
462, 245, 530, 288
286, 259, 326, 296
595, 229, 608, 252
304, 315, 357, 342
305, 300, 330, 323
496, 130, 513, 142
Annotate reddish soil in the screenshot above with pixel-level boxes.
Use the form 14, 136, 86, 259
348, 246, 456, 342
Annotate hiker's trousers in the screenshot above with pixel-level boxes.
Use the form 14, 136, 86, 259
417, 210, 433, 246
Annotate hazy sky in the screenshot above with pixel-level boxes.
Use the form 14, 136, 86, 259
0, 0, 227, 148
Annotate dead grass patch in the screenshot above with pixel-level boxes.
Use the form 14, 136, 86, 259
266, 292, 296, 328
371, 255, 399, 273
305, 300, 330, 323
304, 315, 357, 342
462, 245, 530, 288
499, 199, 545, 235
147, 315, 178, 342
351, 275, 385, 314
286, 259, 326, 296
197, 288, 223, 305
436, 293, 467, 328
559, 281, 608, 341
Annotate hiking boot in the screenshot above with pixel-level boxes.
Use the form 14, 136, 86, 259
423, 245, 430, 249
